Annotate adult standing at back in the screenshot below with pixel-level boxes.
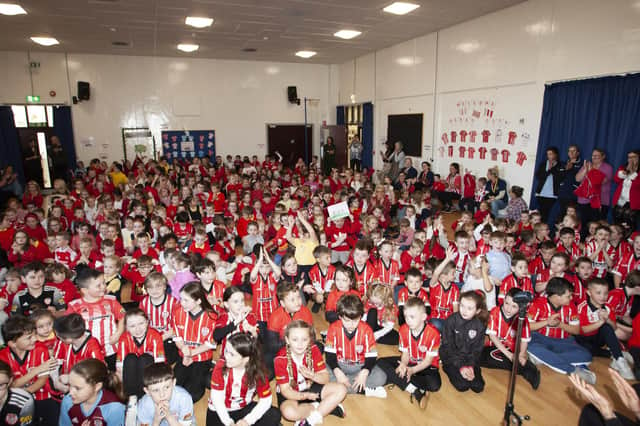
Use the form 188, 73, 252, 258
576, 148, 613, 222
48, 136, 68, 183
534, 147, 561, 223
612, 150, 640, 230
485, 167, 508, 217
349, 135, 363, 171
388, 141, 406, 183
555, 145, 582, 220
322, 136, 336, 176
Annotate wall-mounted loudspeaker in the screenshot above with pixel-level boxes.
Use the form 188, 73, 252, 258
287, 86, 300, 105
78, 81, 90, 101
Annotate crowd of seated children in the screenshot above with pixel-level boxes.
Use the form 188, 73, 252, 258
0, 151, 639, 426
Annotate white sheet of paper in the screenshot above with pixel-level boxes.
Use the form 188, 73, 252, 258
327, 201, 349, 221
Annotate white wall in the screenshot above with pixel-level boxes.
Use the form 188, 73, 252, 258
1, 52, 331, 164
336, 0, 640, 200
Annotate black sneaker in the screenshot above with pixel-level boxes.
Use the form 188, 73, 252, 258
329, 403, 346, 418
529, 368, 541, 390
411, 389, 428, 410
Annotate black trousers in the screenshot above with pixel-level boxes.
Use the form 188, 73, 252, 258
479, 347, 539, 387
164, 339, 179, 365
575, 323, 622, 359
365, 308, 399, 346
174, 358, 213, 402
579, 404, 637, 426
35, 398, 60, 426
123, 353, 155, 398
442, 363, 484, 393
206, 403, 281, 426
350, 158, 361, 171
377, 356, 441, 392
536, 196, 557, 224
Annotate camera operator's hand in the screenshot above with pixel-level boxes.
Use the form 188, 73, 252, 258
569, 373, 615, 420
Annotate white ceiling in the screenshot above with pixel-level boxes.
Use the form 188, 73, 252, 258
0, 0, 526, 64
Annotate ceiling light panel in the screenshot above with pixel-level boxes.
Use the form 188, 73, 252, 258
177, 43, 199, 52
383, 2, 420, 15
185, 16, 214, 28
31, 37, 59, 46
334, 30, 362, 39
0, 3, 26, 15
295, 50, 316, 58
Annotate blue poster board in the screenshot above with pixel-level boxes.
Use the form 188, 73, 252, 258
161, 130, 215, 163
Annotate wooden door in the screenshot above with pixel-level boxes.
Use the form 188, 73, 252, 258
266, 124, 312, 168
325, 125, 347, 169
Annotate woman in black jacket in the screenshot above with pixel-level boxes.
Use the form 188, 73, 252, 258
535, 147, 562, 223
440, 291, 488, 393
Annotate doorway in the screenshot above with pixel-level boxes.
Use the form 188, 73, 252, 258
18, 128, 55, 189
266, 124, 312, 168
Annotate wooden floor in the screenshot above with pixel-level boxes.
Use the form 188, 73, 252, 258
192, 211, 637, 425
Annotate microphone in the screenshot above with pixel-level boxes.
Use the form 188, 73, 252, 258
512, 290, 534, 305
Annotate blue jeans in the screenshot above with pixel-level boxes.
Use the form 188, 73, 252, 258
491, 199, 507, 217
527, 332, 592, 374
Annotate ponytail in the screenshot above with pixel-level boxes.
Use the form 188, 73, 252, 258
71, 359, 125, 402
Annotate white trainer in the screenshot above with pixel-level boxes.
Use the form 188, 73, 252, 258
611, 357, 636, 380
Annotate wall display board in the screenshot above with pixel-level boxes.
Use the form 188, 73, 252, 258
161, 130, 215, 163
435, 83, 542, 201
121, 128, 156, 163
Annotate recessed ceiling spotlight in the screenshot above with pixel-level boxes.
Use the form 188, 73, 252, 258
334, 30, 362, 40
0, 3, 26, 15
30, 36, 59, 46
295, 50, 316, 58
109, 27, 117, 32
177, 43, 199, 52
383, 2, 420, 15
185, 16, 213, 28
242, 47, 257, 52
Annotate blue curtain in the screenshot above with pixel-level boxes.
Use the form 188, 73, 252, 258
336, 106, 345, 125
53, 106, 78, 170
0, 106, 26, 184
531, 73, 640, 208
362, 102, 373, 168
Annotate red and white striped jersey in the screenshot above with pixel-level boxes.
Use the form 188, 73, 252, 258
528, 297, 578, 339
486, 306, 531, 352
556, 242, 582, 259
203, 280, 227, 312
398, 323, 440, 367
451, 249, 470, 283
586, 241, 615, 278
274, 345, 326, 392
54, 333, 104, 375
577, 300, 615, 337
573, 277, 588, 306
250, 272, 278, 322
116, 327, 165, 365
0, 343, 53, 400
347, 261, 378, 298
208, 360, 272, 412
325, 320, 377, 364
500, 274, 534, 303
612, 252, 640, 283
398, 287, 430, 307
429, 283, 460, 320
308, 264, 336, 293
54, 246, 79, 269
171, 306, 218, 361
611, 241, 632, 267
65, 295, 125, 356
139, 294, 179, 334
325, 289, 360, 313
374, 258, 400, 288
607, 288, 634, 318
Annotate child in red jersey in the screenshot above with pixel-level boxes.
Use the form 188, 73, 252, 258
206, 332, 281, 426
429, 247, 461, 332
374, 240, 400, 289
585, 225, 615, 279
399, 239, 425, 282
535, 252, 578, 295
32, 309, 57, 355
575, 278, 634, 380
122, 255, 157, 306
187, 228, 212, 258
324, 294, 388, 398
306, 246, 335, 311
612, 234, 640, 288
53, 231, 78, 269
573, 256, 594, 305
193, 258, 226, 312
265, 282, 314, 376
325, 265, 360, 324
214, 286, 258, 352
173, 212, 194, 249
379, 297, 441, 408
557, 227, 582, 266
528, 240, 556, 276
364, 283, 399, 345
609, 271, 640, 342
275, 320, 347, 424
0, 315, 60, 426
45, 263, 80, 305
171, 281, 218, 402
132, 232, 159, 260
52, 313, 105, 394
346, 240, 378, 298
481, 288, 540, 389
139, 272, 179, 364
65, 268, 125, 371
0, 268, 23, 315
116, 308, 165, 398
398, 267, 430, 326
449, 231, 472, 286
249, 247, 280, 335
499, 253, 534, 305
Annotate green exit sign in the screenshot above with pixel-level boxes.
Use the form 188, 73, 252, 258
26, 95, 40, 103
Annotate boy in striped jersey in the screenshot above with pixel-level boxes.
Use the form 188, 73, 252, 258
139, 272, 180, 364
65, 268, 125, 371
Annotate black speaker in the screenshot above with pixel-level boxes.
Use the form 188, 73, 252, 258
78, 81, 90, 101
287, 86, 299, 104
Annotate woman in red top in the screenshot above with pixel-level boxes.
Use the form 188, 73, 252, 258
612, 150, 640, 230
22, 180, 43, 208
7, 230, 51, 267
